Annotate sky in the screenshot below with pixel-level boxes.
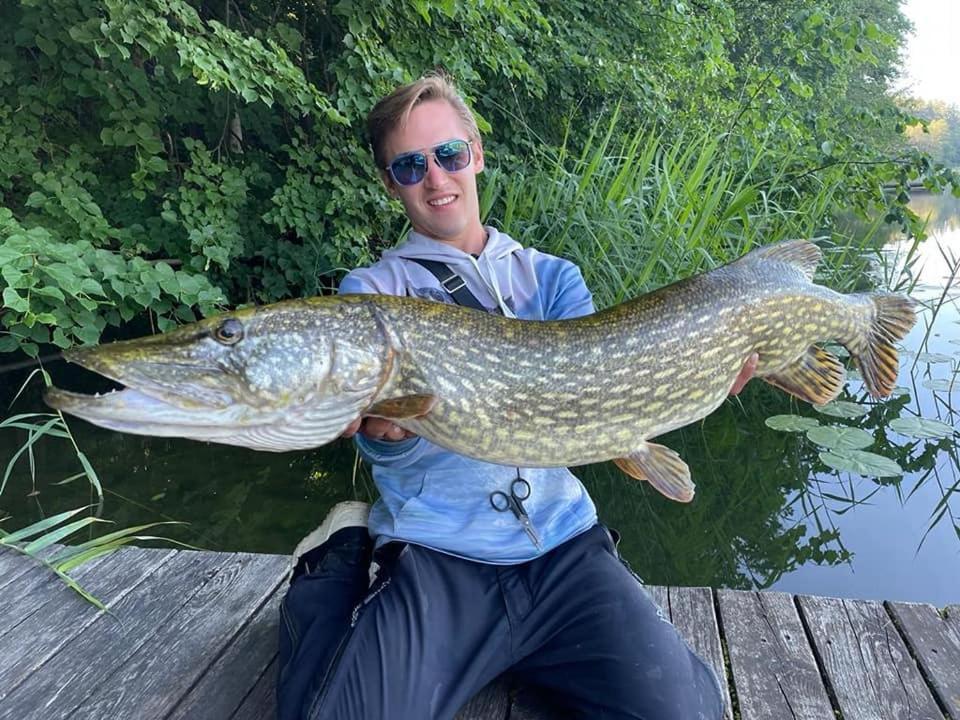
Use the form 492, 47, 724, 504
898, 0, 960, 105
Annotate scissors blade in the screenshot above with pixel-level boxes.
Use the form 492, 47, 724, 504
518, 516, 542, 549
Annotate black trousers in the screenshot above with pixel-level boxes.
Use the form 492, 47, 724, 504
277, 524, 724, 720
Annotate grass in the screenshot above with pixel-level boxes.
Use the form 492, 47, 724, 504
480, 111, 886, 308
1, 368, 185, 608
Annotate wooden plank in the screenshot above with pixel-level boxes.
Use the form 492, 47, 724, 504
0, 548, 41, 593
797, 594, 942, 720
71, 551, 288, 719
717, 589, 834, 720
231, 657, 278, 720
0, 549, 233, 719
646, 584, 669, 611
0, 546, 174, 694
888, 600, 960, 719
166, 579, 285, 720
668, 587, 733, 720
0, 550, 113, 641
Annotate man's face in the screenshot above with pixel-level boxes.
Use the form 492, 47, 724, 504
380, 99, 485, 250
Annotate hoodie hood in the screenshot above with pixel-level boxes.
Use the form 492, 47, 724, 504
383, 227, 522, 317
382, 226, 522, 264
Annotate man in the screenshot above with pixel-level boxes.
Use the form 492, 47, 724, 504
277, 73, 756, 720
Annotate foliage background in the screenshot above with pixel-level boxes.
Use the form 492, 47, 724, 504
1, 0, 957, 356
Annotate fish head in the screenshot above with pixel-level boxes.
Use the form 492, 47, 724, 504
45, 300, 392, 451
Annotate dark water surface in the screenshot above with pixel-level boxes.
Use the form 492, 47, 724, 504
2, 195, 958, 605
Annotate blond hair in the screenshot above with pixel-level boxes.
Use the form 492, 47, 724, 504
366, 72, 481, 169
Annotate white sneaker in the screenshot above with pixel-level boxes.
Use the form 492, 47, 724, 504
289, 501, 371, 575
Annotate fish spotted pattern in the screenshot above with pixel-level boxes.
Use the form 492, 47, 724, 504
46, 240, 916, 502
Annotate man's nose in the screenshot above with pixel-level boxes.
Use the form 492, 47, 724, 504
423, 155, 448, 187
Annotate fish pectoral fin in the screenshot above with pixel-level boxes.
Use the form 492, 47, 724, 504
614, 443, 695, 503
763, 345, 845, 405
365, 394, 438, 419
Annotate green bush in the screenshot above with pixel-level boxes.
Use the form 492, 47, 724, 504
1, 0, 956, 356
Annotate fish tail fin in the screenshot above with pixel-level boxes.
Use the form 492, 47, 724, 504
847, 294, 917, 398
738, 239, 822, 280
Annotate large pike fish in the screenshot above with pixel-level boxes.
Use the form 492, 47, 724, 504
45, 240, 915, 502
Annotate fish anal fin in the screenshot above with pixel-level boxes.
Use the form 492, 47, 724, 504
614, 442, 695, 503
741, 239, 822, 280
365, 393, 437, 419
763, 346, 845, 405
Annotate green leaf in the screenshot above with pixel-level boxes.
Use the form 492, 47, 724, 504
2, 287, 28, 313
813, 400, 870, 418
922, 378, 958, 392
916, 352, 953, 364
0, 507, 89, 544
888, 417, 955, 439
806, 426, 873, 450
23, 516, 109, 554
765, 414, 820, 432
818, 450, 902, 478
77, 451, 104, 504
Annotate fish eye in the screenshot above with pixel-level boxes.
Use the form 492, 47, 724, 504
213, 318, 244, 345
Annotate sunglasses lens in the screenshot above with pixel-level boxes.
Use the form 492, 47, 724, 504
435, 140, 471, 172
390, 153, 427, 186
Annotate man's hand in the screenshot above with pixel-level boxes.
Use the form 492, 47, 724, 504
341, 417, 415, 441
729, 353, 759, 396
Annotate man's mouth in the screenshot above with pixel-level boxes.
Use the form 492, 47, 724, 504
427, 195, 457, 207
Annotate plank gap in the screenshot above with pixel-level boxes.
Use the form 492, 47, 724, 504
711, 587, 743, 720
884, 601, 956, 720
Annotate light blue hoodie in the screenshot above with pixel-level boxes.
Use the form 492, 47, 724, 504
339, 227, 598, 563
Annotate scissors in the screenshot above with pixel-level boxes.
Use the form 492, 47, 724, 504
489, 476, 542, 549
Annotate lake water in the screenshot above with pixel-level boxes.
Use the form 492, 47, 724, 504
2, 193, 958, 606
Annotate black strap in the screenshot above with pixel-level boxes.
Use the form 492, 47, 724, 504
408, 258, 495, 313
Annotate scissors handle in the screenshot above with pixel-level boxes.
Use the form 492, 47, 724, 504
489, 491, 512, 512
510, 477, 531, 501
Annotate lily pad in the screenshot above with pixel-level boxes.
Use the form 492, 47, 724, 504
765, 415, 821, 432
916, 352, 954, 364
813, 400, 870, 418
806, 426, 874, 450
922, 378, 958, 392
819, 449, 902, 477
888, 417, 955, 439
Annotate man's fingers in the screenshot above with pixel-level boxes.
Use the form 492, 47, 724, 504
730, 352, 759, 396
360, 417, 413, 441
341, 417, 363, 438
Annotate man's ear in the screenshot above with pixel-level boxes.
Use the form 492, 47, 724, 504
473, 138, 485, 174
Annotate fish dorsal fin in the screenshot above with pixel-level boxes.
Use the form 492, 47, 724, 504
741, 239, 822, 281
614, 442, 695, 503
366, 393, 438, 419
763, 345, 846, 405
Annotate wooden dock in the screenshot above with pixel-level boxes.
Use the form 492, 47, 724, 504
0, 545, 957, 719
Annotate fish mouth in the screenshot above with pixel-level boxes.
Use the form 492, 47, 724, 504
54, 344, 237, 410
43, 385, 248, 436
44, 343, 247, 439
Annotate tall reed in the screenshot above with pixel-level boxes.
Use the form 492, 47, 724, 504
480, 113, 885, 308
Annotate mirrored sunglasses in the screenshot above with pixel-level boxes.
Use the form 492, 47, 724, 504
386, 139, 473, 186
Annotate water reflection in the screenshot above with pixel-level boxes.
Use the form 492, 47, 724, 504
1, 193, 958, 604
